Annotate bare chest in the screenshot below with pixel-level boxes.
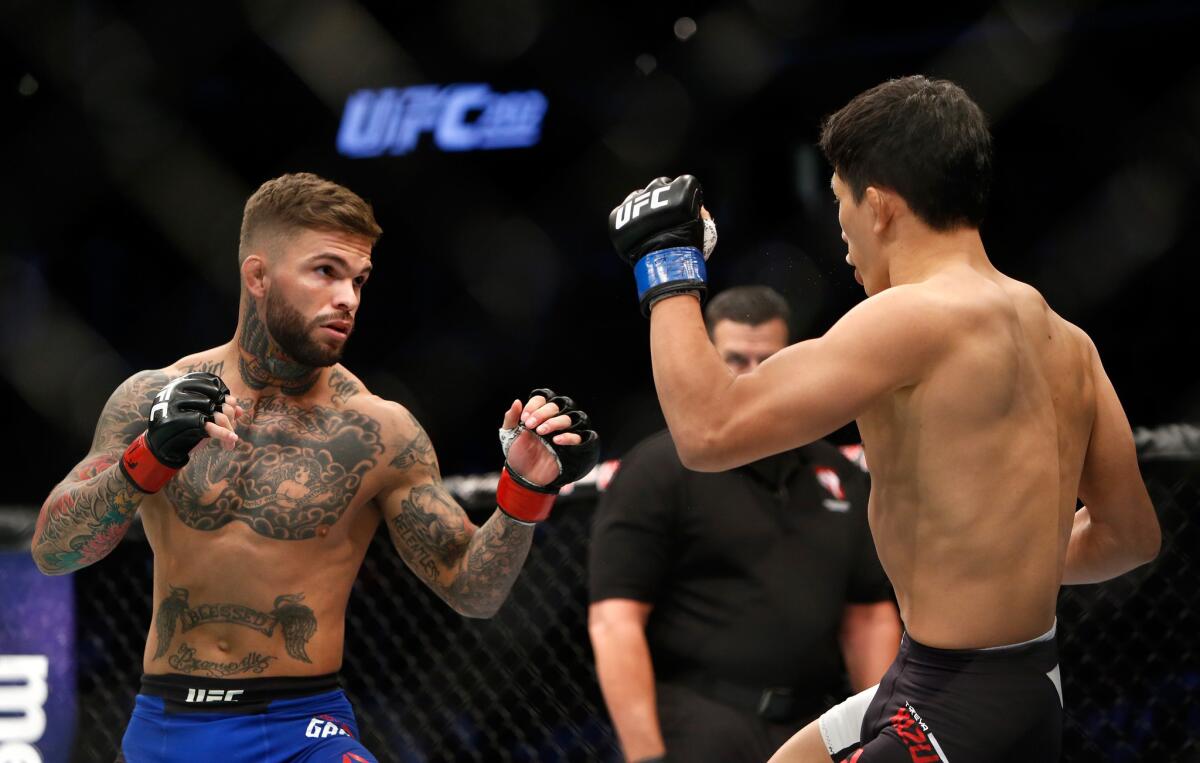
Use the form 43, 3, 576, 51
163, 396, 386, 540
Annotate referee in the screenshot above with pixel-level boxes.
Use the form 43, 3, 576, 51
588, 286, 901, 763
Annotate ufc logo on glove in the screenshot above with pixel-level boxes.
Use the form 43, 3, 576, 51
613, 183, 673, 229
607, 175, 715, 315
149, 376, 190, 422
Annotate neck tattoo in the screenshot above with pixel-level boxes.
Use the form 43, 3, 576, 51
237, 299, 319, 396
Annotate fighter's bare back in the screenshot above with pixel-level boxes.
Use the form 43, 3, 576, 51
614, 79, 1161, 762
620, 177, 1157, 653
854, 264, 1095, 649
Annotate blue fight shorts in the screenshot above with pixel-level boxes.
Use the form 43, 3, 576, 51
119, 673, 377, 762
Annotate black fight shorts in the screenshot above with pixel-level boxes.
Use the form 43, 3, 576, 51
818, 622, 1062, 763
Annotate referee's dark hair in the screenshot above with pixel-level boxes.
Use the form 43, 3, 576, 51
703, 286, 792, 340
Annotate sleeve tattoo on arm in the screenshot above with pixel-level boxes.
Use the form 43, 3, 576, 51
34, 370, 168, 572
443, 511, 533, 617
389, 482, 534, 616
390, 484, 471, 584
388, 411, 440, 476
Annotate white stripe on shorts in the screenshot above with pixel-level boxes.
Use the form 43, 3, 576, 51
818, 683, 879, 756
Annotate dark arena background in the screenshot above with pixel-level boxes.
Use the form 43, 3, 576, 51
2, 1, 1198, 761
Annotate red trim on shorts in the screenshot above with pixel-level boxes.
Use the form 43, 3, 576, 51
316, 713, 355, 739
889, 705, 941, 763
496, 467, 556, 522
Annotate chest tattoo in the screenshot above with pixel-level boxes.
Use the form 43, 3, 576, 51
164, 396, 384, 539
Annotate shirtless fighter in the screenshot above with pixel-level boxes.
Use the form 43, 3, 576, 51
590, 76, 1160, 762
32, 172, 599, 762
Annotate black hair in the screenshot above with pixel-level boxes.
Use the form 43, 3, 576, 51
819, 75, 992, 230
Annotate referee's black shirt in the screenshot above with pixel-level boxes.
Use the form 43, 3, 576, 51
588, 430, 891, 696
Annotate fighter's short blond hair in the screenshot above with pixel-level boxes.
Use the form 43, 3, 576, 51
238, 172, 382, 263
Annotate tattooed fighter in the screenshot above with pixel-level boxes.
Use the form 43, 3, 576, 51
32, 173, 600, 762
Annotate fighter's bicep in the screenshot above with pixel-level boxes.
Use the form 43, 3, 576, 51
384, 406, 444, 481
728, 339, 872, 445
726, 294, 940, 449
380, 479, 474, 589
88, 370, 171, 456
50, 369, 171, 488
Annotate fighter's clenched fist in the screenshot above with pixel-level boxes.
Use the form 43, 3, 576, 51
608, 175, 717, 315
120, 371, 240, 493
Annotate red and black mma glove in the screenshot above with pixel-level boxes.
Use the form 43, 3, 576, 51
496, 388, 600, 524
119, 372, 231, 493
607, 174, 714, 316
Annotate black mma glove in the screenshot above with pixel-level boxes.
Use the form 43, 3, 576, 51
607, 175, 716, 315
119, 372, 230, 493
496, 388, 600, 523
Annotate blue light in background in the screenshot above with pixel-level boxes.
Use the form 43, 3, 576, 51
337, 84, 548, 158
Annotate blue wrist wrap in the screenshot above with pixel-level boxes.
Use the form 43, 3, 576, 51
632, 247, 707, 304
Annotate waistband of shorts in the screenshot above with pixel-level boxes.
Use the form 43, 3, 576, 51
139, 672, 340, 714
901, 621, 1058, 672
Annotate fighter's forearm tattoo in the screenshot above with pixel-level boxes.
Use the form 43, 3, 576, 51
34, 465, 144, 573
168, 643, 276, 677
166, 396, 384, 540
237, 297, 319, 395
153, 586, 317, 662
445, 512, 535, 617
389, 484, 534, 617
33, 371, 169, 573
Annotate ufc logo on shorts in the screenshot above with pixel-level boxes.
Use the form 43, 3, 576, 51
614, 184, 673, 229
306, 717, 350, 738
184, 688, 244, 703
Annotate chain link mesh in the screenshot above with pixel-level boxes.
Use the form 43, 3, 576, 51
1058, 460, 1200, 762
66, 457, 1197, 762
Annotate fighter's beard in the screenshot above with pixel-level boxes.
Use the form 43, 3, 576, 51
237, 294, 337, 396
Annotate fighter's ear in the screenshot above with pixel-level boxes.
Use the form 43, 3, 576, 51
865, 186, 896, 234
242, 254, 268, 298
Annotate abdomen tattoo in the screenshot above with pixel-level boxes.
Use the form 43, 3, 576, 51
154, 586, 318, 667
